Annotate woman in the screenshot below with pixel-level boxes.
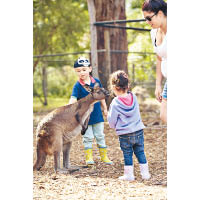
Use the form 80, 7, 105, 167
142, 0, 167, 123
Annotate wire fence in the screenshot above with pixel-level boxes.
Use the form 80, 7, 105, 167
33, 50, 158, 98
33, 50, 167, 130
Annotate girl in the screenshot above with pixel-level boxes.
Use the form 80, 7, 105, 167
142, 0, 167, 123
107, 70, 150, 181
69, 57, 112, 165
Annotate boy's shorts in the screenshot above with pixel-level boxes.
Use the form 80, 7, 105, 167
162, 80, 167, 99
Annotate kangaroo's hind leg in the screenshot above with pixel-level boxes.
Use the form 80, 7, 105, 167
63, 141, 72, 169
53, 151, 65, 173
63, 142, 79, 173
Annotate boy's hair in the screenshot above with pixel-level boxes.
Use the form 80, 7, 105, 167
74, 57, 91, 68
110, 70, 129, 92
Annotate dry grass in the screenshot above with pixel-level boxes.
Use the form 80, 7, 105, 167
33, 100, 167, 200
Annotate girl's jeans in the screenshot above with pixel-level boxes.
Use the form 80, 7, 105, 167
119, 129, 147, 166
83, 122, 106, 149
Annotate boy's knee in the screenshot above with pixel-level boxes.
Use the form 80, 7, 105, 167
83, 136, 93, 142
96, 134, 106, 144
94, 128, 105, 141
83, 134, 94, 144
96, 134, 105, 140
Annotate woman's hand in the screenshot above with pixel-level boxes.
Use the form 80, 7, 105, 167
155, 85, 162, 103
155, 55, 163, 103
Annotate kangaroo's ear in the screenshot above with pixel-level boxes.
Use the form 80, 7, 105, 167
93, 82, 100, 89
83, 84, 93, 93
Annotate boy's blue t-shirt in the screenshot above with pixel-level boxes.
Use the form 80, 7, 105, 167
71, 77, 104, 125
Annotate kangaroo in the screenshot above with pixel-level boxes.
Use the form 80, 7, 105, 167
33, 83, 109, 173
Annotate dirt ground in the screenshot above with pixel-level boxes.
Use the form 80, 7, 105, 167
33, 100, 167, 200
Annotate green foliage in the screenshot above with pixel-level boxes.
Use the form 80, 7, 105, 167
33, 65, 78, 99
33, 0, 89, 102
130, 0, 144, 9
33, 0, 90, 57
33, 97, 68, 113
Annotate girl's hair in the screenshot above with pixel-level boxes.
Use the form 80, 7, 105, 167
142, 0, 167, 16
110, 70, 129, 92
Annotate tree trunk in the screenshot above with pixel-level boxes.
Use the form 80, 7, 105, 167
94, 0, 128, 89
87, 0, 99, 79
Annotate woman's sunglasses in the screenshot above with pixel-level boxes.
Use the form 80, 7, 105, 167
145, 13, 157, 21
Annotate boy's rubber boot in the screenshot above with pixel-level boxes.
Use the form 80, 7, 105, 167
84, 149, 95, 165
119, 165, 135, 181
139, 163, 151, 180
98, 147, 112, 164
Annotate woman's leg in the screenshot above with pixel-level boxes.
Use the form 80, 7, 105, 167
160, 98, 167, 123
160, 81, 167, 123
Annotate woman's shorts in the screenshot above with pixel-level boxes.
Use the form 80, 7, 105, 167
162, 80, 167, 99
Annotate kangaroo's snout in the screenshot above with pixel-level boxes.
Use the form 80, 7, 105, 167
101, 88, 109, 97
104, 90, 110, 97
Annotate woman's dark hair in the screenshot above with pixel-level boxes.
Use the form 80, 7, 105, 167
110, 70, 129, 92
142, 0, 167, 16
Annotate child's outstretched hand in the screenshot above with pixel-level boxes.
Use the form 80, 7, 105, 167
103, 109, 108, 118
101, 99, 108, 117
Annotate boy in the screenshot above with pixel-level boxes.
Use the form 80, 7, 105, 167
69, 57, 112, 165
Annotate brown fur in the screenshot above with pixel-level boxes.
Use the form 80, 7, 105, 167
33, 83, 109, 173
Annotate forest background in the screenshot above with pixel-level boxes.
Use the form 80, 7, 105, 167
33, 0, 156, 111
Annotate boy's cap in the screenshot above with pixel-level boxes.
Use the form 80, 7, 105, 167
74, 57, 91, 68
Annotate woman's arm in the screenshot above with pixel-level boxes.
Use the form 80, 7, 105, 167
155, 55, 163, 102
